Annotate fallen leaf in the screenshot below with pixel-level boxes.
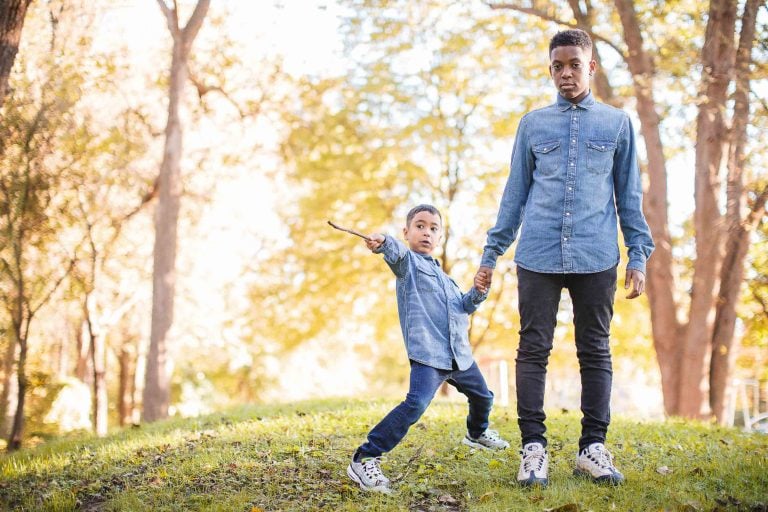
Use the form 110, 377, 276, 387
478, 491, 494, 502
438, 494, 458, 505
657, 466, 673, 475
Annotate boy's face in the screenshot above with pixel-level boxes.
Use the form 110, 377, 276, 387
549, 45, 595, 103
403, 211, 442, 255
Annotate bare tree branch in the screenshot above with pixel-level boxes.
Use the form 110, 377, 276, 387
181, 0, 211, 49
154, 0, 177, 35
485, 1, 625, 57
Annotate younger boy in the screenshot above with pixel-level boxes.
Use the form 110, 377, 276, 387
347, 204, 509, 494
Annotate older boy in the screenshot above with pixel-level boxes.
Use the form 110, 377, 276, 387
347, 204, 509, 494
475, 30, 654, 486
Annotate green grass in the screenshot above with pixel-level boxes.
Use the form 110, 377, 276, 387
0, 399, 766, 511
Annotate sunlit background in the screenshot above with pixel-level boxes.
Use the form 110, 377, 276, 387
1, 0, 766, 448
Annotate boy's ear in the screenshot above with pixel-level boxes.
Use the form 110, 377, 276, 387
402, 226, 408, 239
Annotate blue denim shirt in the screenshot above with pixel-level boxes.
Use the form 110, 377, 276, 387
375, 235, 486, 371
482, 92, 655, 274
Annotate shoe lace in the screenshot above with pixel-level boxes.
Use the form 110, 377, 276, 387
362, 457, 386, 481
588, 446, 615, 471
481, 429, 502, 442
522, 447, 546, 472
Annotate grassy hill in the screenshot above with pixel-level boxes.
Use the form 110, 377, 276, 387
1, 399, 766, 511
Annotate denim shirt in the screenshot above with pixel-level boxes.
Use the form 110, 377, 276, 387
482, 92, 655, 274
375, 235, 486, 371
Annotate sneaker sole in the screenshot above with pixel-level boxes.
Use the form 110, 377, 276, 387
461, 437, 510, 450
346, 464, 393, 494
573, 467, 624, 485
517, 475, 548, 487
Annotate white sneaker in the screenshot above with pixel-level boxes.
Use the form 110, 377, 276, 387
462, 428, 510, 450
517, 442, 548, 486
347, 456, 392, 494
574, 443, 625, 484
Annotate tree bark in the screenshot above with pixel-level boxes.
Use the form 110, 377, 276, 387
86, 306, 108, 437
709, 0, 762, 424
143, 0, 210, 423
118, 341, 136, 426
0, 335, 16, 438
0, 0, 32, 107
678, 0, 738, 418
7, 315, 28, 451
612, 0, 683, 415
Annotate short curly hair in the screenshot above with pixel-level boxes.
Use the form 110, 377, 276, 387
549, 29, 593, 54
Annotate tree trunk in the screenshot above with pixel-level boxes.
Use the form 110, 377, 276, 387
143, 0, 210, 423
118, 342, 136, 426
0, 336, 16, 438
0, 0, 32, 107
7, 324, 27, 451
144, 42, 184, 422
709, 0, 762, 424
613, 0, 683, 415
75, 320, 89, 382
678, 0, 737, 419
87, 312, 108, 436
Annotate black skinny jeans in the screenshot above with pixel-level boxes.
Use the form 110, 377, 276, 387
516, 265, 617, 452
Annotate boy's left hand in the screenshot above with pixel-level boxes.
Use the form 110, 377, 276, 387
624, 269, 645, 299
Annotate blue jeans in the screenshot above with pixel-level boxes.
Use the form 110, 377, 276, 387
357, 360, 494, 458
516, 266, 617, 452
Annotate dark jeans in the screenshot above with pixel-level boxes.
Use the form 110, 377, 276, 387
516, 266, 617, 452
357, 360, 494, 458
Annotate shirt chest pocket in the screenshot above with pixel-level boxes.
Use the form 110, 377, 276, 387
415, 266, 441, 293
532, 140, 561, 176
586, 140, 617, 175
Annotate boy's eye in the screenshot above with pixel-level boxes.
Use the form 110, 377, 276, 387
552, 64, 562, 70
573, 62, 581, 68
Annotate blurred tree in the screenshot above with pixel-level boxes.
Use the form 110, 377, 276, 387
0, 29, 83, 452
488, 0, 767, 421
256, 0, 557, 393
144, 0, 210, 423
0, 0, 32, 107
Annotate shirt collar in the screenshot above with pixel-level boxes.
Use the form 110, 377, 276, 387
415, 252, 440, 266
557, 91, 595, 111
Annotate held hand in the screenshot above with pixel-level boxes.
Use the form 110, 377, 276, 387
474, 266, 494, 294
365, 233, 385, 252
624, 268, 646, 299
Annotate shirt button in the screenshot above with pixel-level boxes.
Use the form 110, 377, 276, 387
563, 237, 568, 241
568, 187, 573, 191
566, 212, 570, 216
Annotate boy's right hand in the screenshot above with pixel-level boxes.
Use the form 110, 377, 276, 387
366, 233, 385, 252
474, 266, 494, 294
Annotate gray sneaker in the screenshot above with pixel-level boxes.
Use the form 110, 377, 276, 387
347, 456, 392, 494
462, 428, 510, 450
517, 442, 549, 486
574, 443, 625, 485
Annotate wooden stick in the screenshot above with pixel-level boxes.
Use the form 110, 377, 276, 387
327, 220, 372, 241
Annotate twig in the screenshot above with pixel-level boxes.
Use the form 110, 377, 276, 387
393, 444, 424, 483
327, 220, 372, 241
